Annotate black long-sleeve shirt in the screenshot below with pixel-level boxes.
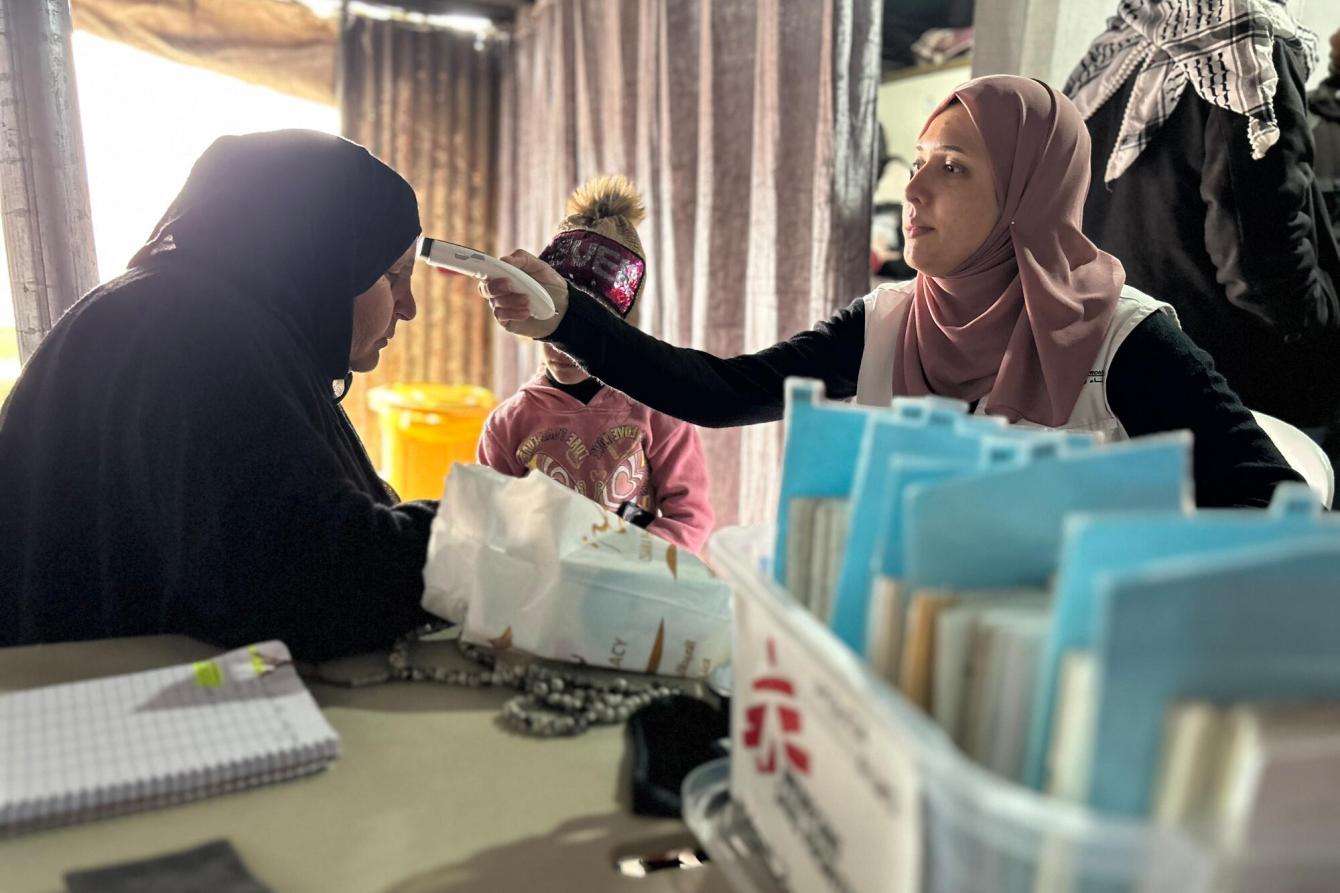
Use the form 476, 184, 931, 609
548, 285, 1303, 508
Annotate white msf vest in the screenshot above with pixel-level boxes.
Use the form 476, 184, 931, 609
855, 284, 1178, 443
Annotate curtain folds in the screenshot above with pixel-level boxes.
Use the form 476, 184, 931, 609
340, 16, 502, 459
494, 0, 882, 525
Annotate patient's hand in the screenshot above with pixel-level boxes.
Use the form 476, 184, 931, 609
480, 249, 569, 339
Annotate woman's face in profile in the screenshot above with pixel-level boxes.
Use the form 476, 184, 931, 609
350, 244, 417, 373
902, 102, 1000, 278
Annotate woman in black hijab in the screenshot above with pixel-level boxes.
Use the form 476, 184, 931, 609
0, 130, 437, 661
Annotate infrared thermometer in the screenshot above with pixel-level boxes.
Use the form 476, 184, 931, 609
418, 237, 557, 321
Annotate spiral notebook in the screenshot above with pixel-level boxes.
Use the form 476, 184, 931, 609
0, 641, 339, 836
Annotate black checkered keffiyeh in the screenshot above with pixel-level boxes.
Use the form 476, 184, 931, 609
1064, 0, 1318, 184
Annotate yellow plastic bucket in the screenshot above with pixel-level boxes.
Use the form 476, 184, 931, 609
367, 383, 496, 501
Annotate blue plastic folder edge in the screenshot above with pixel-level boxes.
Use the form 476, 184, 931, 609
828, 408, 1005, 649
772, 379, 884, 586
901, 432, 1192, 591
1023, 483, 1330, 789
1084, 536, 1340, 816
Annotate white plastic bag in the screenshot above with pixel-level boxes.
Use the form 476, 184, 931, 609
422, 464, 730, 679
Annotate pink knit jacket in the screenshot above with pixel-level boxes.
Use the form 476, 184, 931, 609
476, 375, 714, 553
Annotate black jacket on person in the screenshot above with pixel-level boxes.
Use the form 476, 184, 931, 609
1310, 73, 1340, 233
1082, 40, 1340, 428
0, 131, 436, 661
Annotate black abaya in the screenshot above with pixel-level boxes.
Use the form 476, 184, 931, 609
0, 130, 438, 661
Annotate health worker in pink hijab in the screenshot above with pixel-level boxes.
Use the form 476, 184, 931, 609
483, 76, 1305, 509
893, 75, 1123, 427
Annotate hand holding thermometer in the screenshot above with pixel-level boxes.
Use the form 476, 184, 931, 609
418, 237, 557, 321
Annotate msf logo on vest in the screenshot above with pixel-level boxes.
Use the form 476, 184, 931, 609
743, 638, 811, 776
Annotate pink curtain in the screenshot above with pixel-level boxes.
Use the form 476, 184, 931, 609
340, 16, 502, 458
494, 0, 882, 526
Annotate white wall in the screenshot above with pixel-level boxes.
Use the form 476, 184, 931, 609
973, 0, 1118, 87
874, 60, 974, 204
1299, 0, 1339, 90
1046, 3, 1122, 88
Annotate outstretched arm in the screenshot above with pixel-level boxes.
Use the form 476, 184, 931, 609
483, 250, 868, 428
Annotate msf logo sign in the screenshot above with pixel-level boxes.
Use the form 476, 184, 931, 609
742, 638, 811, 776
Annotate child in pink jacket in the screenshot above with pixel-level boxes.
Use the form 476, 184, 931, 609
476, 176, 714, 553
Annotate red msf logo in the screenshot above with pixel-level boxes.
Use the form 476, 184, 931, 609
742, 638, 811, 775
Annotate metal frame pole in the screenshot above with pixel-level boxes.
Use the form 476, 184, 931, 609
0, 0, 97, 364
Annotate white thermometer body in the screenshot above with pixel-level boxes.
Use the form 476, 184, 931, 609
418, 237, 557, 320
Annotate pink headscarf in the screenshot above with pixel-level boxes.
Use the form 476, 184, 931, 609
890, 75, 1125, 427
